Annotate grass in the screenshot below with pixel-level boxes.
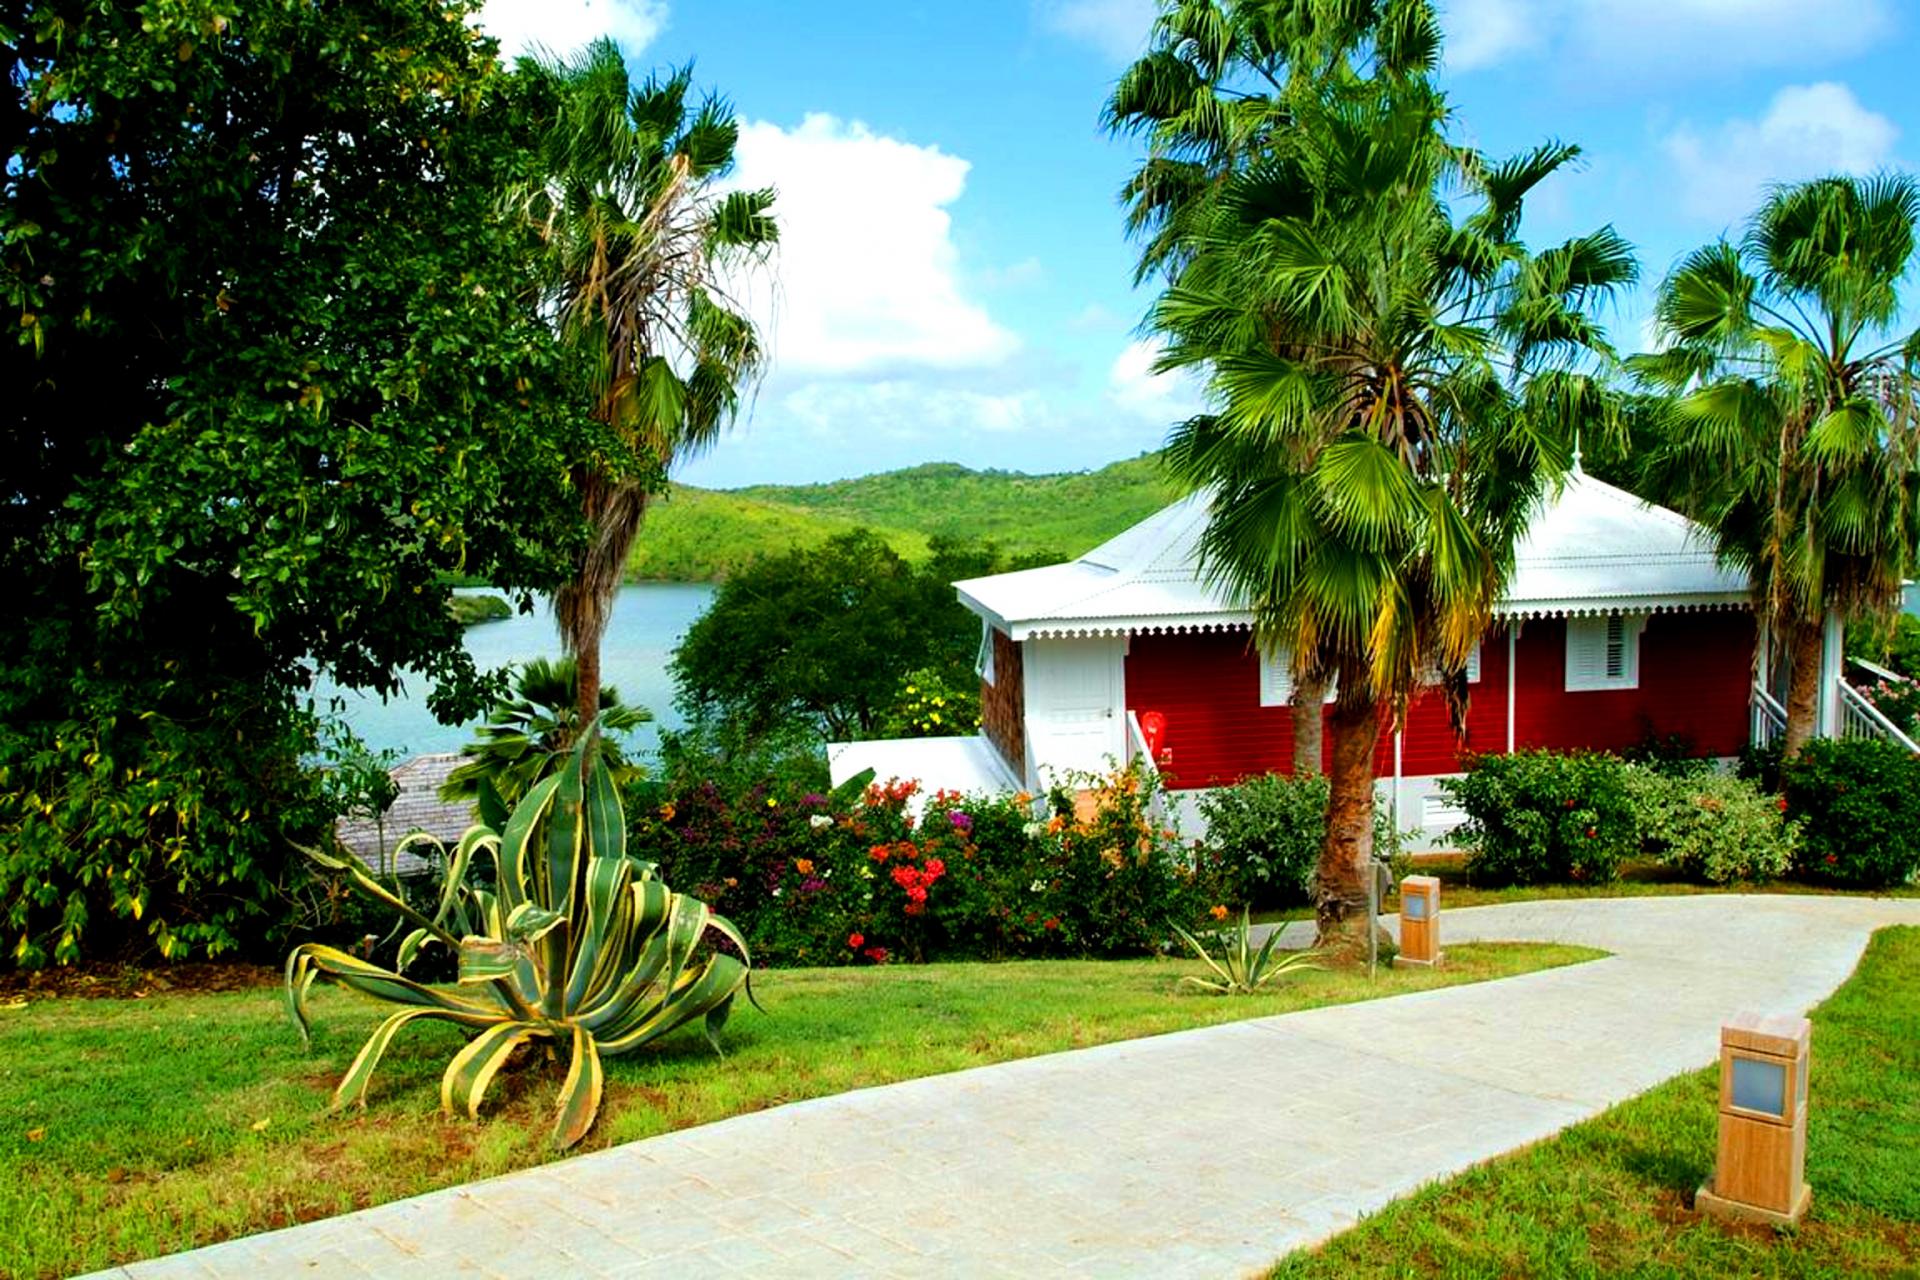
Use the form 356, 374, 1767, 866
1271, 925, 1920, 1279
626, 453, 1181, 582
0, 943, 1595, 1279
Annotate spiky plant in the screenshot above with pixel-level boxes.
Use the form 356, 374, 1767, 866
1171, 907, 1323, 994
440, 655, 651, 810
287, 724, 751, 1148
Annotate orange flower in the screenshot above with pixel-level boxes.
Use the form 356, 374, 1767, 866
1209, 904, 1229, 921
795, 858, 814, 875
1014, 791, 1033, 806
1046, 814, 1066, 835
657, 802, 676, 822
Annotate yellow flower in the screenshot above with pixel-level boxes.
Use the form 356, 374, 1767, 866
1209, 904, 1229, 921
766, 797, 778, 808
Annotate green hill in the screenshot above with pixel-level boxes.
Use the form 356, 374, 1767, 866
626, 453, 1180, 582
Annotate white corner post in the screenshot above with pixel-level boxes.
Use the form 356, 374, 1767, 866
1816, 610, 1844, 739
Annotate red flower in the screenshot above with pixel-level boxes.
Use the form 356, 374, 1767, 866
925, 857, 946, 879
847, 932, 864, 949
1585, 826, 1596, 839
1043, 917, 1060, 931
869, 845, 891, 863
863, 945, 890, 963
1777, 796, 1789, 813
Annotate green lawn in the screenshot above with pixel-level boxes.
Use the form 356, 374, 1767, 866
1271, 925, 1920, 1279
0, 944, 1592, 1279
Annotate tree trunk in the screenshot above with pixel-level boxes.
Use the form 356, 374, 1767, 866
1292, 672, 1327, 776
1315, 681, 1380, 957
1781, 613, 1826, 761
561, 476, 652, 735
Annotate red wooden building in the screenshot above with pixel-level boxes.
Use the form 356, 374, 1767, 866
829, 470, 1814, 844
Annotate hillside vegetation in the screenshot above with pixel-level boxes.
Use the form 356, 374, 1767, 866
628, 454, 1180, 581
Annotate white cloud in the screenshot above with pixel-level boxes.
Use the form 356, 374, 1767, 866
1662, 83, 1899, 222
475, 0, 665, 59
1446, 0, 1539, 72
1107, 337, 1206, 423
980, 257, 1047, 290
782, 381, 1043, 438
1038, 0, 1156, 62
1443, 0, 1894, 75
728, 115, 1018, 377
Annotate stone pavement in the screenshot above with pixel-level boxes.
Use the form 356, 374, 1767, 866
88, 895, 1920, 1280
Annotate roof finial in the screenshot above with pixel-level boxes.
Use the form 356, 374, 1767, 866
1572, 428, 1584, 476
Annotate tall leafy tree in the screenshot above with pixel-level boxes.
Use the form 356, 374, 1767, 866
1153, 50, 1634, 949
1631, 175, 1920, 758
1108, 0, 1440, 771
1, 0, 590, 964
515, 41, 776, 731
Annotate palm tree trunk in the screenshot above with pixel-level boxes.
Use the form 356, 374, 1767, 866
1292, 672, 1327, 775
1781, 613, 1827, 761
559, 475, 652, 733
1315, 675, 1379, 956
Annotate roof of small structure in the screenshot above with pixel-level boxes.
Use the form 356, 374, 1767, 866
955, 470, 1750, 640
333, 753, 476, 878
826, 734, 1023, 801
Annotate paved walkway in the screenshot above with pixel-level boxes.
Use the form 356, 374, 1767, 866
91, 895, 1920, 1280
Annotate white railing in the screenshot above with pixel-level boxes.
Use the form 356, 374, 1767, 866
1838, 680, 1920, 753
1751, 682, 1788, 751
1124, 710, 1170, 827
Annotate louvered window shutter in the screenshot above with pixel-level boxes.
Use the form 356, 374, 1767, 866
1604, 614, 1626, 680
1567, 614, 1641, 690
1259, 648, 1293, 707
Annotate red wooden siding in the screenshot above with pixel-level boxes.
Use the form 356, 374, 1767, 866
1124, 631, 1296, 790
1511, 612, 1754, 757
1124, 612, 1753, 791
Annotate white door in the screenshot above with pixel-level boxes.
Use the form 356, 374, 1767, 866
1023, 637, 1126, 778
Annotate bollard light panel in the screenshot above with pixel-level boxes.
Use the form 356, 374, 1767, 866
1696, 1011, 1812, 1226
1398, 875, 1441, 967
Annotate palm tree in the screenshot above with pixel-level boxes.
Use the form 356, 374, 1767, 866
517, 41, 776, 731
1108, 1, 1440, 773
1153, 63, 1634, 951
1631, 175, 1920, 758
440, 656, 651, 810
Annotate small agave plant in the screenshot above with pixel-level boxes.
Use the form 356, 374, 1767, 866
1170, 908, 1321, 995
286, 723, 751, 1148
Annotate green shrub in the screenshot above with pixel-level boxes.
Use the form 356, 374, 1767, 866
1630, 768, 1797, 884
1197, 772, 1405, 906
1782, 738, 1920, 888
1443, 751, 1635, 886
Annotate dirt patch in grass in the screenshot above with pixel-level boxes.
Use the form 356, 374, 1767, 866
0, 960, 280, 1002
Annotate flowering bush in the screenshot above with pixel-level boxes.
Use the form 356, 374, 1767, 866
627, 762, 1222, 966
876, 667, 981, 738
1861, 676, 1920, 738
1443, 751, 1635, 886
1781, 738, 1920, 889
1628, 768, 1797, 884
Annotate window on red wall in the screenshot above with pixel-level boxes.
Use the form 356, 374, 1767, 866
1566, 613, 1645, 691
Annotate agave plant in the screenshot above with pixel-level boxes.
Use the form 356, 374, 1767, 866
1171, 908, 1322, 995
287, 724, 751, 1148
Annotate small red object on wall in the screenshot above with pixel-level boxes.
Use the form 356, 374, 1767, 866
1140, 711, 1169, 762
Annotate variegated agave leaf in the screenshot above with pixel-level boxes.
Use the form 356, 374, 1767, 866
284, 718, 754, 1148
1172, 908, 1322, 995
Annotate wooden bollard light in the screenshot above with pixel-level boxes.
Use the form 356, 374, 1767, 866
1398, 875, 1441, 967
1696, 1012, 1812, 1226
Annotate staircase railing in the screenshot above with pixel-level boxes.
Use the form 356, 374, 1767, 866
1751, 682, 1788, 752
1838, 679, 1920, 753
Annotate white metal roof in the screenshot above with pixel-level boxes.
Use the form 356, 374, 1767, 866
955, 470, 1749, 639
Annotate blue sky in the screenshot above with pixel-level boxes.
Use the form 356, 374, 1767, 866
477, 0, 1920, 488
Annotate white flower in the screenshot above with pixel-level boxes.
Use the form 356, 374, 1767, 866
1022, 821, 1045, 838
1029, 879, 1046, 894
772, 888, 783, 898
809, 814, 834, 830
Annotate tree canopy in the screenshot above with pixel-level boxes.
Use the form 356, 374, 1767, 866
1, 0, 594, 963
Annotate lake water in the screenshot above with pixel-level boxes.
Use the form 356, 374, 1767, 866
316, 583, 717, 760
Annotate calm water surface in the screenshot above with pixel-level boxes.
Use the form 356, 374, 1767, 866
317, 583, 716, 760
